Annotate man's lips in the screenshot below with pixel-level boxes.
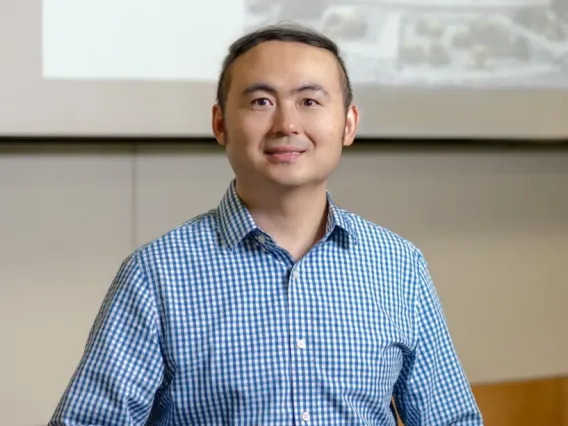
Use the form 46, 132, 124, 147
264, 147, 306, 155
264, 147, 306, 161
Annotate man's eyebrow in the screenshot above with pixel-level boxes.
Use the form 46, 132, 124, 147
241, 82, 330, 97
242, 83, 277, 96
293, 83, 329, 97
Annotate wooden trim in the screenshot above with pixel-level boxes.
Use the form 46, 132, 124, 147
563, 377, 568, 425
396, 376, 567, 426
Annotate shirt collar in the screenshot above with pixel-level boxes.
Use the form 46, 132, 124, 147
216, 179, 358, 250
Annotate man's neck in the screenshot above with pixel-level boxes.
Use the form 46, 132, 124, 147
235, 180, 329, 261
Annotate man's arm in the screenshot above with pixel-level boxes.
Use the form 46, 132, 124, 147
49, 254, 164, 425
393, 251, 483, 426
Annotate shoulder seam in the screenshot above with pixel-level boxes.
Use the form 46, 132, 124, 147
134, 209, 216, 255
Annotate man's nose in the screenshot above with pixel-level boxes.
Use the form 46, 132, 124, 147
270, 103, 301, 137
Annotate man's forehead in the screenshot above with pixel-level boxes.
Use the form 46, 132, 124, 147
230, 41, 342, 89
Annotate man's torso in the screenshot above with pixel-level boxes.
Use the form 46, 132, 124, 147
137, 186, 419, 425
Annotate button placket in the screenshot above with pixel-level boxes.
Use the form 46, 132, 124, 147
288, 265, 312, 425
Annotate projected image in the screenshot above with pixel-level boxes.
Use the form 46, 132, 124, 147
243, 0, 568, 87
43, 0, 568, 88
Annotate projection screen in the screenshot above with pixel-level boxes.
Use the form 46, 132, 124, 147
1, 0, 568, 139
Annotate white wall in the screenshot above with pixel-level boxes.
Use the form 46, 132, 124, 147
1, 143, 567, 426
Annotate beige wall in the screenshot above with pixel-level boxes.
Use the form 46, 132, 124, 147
1, 143, 567, 426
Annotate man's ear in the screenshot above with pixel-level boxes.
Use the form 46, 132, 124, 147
212, 103, 226, 146
342, 104, 359, 147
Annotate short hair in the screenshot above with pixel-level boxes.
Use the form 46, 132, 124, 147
216, 22, 353, 112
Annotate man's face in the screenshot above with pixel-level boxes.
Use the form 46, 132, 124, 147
212, 40, 359, 191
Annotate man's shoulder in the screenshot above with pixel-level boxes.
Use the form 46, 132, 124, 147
131, 208, 219, 260
339, 208, 425, 262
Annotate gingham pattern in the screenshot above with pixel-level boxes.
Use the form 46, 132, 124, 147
49, 180, 483, 426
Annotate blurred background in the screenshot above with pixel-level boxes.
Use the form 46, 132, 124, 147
1, 1, 567, 425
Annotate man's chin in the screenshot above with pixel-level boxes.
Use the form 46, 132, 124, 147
262, 172, 324, 190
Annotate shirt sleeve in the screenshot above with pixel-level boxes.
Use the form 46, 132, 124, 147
393, 251, 484, 426
48, 253, 164, 426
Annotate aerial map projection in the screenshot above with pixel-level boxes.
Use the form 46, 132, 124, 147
43, 0, 568, 89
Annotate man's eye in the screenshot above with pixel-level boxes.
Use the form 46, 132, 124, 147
252, 98, 271, 106
302, 99, 318, 107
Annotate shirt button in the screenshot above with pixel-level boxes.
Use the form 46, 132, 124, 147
257, 235, 266, 244
301, 411, 310, 422
297, 339, 306, 349
292, 271, 300, 280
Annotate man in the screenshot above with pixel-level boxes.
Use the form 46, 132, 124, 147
49, 23, 483, 425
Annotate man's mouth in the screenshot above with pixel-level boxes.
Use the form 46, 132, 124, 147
264, 147, 306, 162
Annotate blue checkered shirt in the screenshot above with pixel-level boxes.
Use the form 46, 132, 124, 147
49, 180, 483, 425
